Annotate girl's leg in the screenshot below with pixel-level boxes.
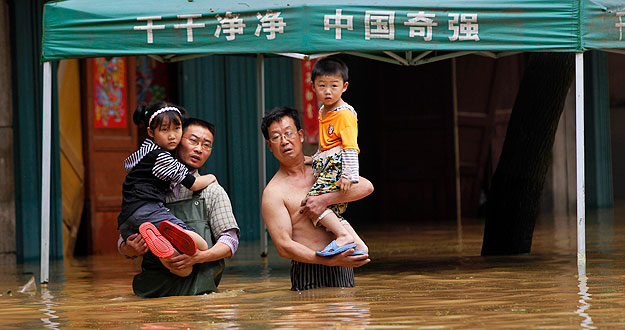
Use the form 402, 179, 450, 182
185, 230, 209, 251
158, 252, 192, 277
318, 210, 354, 247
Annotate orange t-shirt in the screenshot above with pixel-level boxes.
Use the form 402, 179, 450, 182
318, 105, 359, 153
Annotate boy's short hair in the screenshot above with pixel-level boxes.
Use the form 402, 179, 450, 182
183, 117, 216, 137
312, 57, 349, 83
261, 106, 302, 140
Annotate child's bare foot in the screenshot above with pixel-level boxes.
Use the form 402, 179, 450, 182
335, 234, 355, 248
356, 244, 369, 254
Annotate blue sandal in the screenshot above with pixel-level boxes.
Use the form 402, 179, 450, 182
316, 240, 356, 257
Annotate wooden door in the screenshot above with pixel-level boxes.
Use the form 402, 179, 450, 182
58, 59, 85, 257
82, 57, 137, 255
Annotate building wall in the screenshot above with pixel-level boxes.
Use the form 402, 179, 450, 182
0, 0, 16, 264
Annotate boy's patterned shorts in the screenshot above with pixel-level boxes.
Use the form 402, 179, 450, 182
307, 146, 348, 215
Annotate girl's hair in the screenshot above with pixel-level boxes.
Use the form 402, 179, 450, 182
132, 101, 187, 130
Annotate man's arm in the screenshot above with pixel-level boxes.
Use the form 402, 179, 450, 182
165, 242, 231, 270
167, 183, 239, 270
262, 186, 369, 267
300, 176, 374, 220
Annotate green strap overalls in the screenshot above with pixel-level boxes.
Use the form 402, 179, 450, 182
132, 191, 225, 298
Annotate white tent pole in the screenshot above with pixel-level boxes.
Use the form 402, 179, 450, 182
41, 61, 52, 284
575, 52, 586, 278
257, 54, 268, 257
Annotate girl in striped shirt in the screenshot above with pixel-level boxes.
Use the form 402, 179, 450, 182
118, 102, 215, 276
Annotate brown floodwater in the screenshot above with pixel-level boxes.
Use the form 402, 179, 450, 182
2, 206, 625, 329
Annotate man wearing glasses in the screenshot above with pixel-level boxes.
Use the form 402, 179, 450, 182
119, 118, 240, 297
261, 107, 372, 291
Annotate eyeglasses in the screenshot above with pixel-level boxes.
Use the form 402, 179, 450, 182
269, 131, 297, 143
184, 136, 213, 151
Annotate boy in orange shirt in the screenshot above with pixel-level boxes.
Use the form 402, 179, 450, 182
308, 57, 369, 256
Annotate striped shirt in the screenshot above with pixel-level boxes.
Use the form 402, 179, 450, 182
125, 139, 192, 184
341, 148, 359, 182
124, 139, 159, 172
118, 138, 196, 225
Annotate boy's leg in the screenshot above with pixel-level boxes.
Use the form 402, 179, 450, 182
341, 220, 368, 253
185, 230, 208, 251
318, 210, 354, 247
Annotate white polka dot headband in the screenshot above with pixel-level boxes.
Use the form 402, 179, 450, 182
148, 106, 181, 126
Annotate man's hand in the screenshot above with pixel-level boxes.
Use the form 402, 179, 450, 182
303, 155, 313, 165
123, 233, 148, 257
163, 243, 231, 270
339, 176, 353, 193
299, 176, 368, 221
165, 252, 197, 270
326, 249, 370, 268
300, 195, 329, 220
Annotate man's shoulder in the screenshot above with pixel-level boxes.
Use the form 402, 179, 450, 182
263, 166, 313, 199
205, 181, 227, 194
165, 180, 228, 204
263, 171, 291, 201
198, 181, 230, 203
263, 175, 282, 198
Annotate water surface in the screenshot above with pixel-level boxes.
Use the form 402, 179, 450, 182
2, 208, 625, 329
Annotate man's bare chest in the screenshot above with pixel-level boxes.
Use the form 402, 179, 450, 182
280, 178, 314, 217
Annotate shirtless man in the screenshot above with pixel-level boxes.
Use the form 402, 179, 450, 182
261, 106, 372, 291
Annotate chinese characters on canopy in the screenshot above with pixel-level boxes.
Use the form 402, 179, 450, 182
133, 8, 625, 44
325, 9, 479, 41
133, 9, 481, 44
134, 10, 285, 43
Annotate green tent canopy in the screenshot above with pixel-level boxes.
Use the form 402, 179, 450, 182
42, 0, 625, 61
38, 0, 625, 283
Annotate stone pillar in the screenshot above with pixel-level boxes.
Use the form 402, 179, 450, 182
0, 0, 16, 263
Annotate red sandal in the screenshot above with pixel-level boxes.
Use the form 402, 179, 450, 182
138, 222, 175, 258
159, 220, 197, 256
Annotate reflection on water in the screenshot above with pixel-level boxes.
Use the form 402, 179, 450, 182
2, 208, 625, 328
576, 276, 596, 330
39, 288, 60, 330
